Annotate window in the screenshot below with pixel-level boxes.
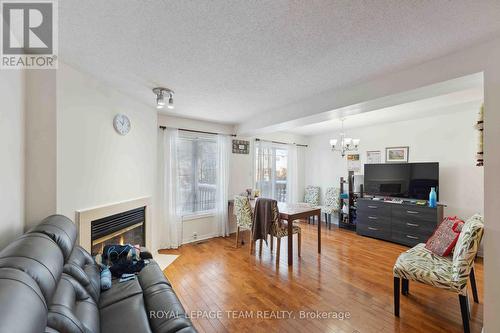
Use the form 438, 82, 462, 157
255, 144, 288, 202
177, 132, 217, 215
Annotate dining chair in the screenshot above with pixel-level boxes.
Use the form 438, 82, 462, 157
267, 200, 301, 264
303, 185, 320, 224
318, 187, 340, 229
393, 214, 484, 333
233, 195, 253, 248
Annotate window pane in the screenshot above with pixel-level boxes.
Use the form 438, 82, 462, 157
177, 138, 195, 213
275, 148, 288, 202
177, 135, 217, 215
255, 145, 288, 202
255, 147, 273, 199
196, 139, 217, 212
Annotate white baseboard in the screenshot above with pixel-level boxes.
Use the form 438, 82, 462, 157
182, 232, 220, 245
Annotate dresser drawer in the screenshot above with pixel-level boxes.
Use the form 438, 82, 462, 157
357, 215, 391, 229
392, 205, 437, 224
391, 230, 432, 247
391, 218, 437, 234
357, 223, 391, 241
357, 201, 391, 217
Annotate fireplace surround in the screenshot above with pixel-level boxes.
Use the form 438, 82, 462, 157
76, 197, 152, 253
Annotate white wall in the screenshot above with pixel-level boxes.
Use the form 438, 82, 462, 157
0, 71, 25, 248
158, 114, 234, 135
25, 70, 57, 229
56, 63, 158, 222
483, 40, 500, 333
305, 104, 484, 220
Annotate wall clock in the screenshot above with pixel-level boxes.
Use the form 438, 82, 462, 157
113, 114, 131, 135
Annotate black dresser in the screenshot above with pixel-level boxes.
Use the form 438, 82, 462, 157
356, 198, 444, 247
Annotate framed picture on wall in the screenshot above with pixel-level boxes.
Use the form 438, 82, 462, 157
366, 150, 381, 164
232, 140, 250, 154
347, 154, 360, 172
385, 146, 409, 163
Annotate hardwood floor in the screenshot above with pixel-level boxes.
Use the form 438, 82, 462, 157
160, 222, 483, 333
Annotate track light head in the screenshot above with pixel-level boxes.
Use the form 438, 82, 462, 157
153, 87, 174, 110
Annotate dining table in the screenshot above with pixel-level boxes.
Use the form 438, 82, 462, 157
228, 199, 321, 266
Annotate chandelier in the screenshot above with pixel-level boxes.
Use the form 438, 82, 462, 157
329, 118, 360, 157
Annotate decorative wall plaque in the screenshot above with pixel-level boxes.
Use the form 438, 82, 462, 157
232, 140, 250, 154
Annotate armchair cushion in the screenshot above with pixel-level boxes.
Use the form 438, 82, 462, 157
393, 243, 462, 294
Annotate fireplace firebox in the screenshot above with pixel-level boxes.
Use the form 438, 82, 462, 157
91, 206, 145, 256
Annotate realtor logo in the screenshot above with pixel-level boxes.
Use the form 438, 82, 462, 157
1, 0, 58, 69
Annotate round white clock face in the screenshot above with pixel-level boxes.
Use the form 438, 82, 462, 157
113, 114, 131, 135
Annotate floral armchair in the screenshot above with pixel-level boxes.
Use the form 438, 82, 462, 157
304, 186, 320, 206
318, 187, 340, 229
393, 214, 484, 333
302, 186, 320, 224
233, 196, 253, 248
267, 200, 301, 263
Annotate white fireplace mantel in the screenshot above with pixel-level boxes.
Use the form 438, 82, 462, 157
76, 196, 152, 253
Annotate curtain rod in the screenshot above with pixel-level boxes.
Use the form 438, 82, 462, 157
255, 138, 308, 148
159, 126, 236, 137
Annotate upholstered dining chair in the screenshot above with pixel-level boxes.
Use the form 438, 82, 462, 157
318, 187, 340, 229
267, 200, 302, 264
393, 214, 484, 333
303, 185, 320, 224
233, 195, 253, 248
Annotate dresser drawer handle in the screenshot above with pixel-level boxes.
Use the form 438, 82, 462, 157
368, 216, 378, 220
406, 222, 419, 227
406, 210, 419, 214
406, 235, 419, 240
368, 227, 379, 231
368, 205, 378, 209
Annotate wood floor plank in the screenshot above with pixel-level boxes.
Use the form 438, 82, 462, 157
160, 222, 483, 333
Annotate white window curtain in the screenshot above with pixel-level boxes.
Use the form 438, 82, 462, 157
287, 144, 299, 204
216, 135, 231, 237
157, 128, 182, 249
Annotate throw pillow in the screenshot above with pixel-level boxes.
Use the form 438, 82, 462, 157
425, 216, 465, 256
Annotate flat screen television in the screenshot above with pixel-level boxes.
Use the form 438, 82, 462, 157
364, 162, 439, 200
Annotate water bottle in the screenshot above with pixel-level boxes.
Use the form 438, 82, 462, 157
428, 187, 437, 208
100, 266, 112, 290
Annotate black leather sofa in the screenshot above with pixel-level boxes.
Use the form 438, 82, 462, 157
0, 215, 197, 333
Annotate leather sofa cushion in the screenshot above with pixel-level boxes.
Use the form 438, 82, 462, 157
99, 278, 143, 309
65, 246, 101, 301
47, 273, 100, 333
144, 283, 196, 333
0, 268, 48, 333
0, 233, 63, 301
100, 293, 153, 333
28, 214, 77, 260
138, 261, 172, 290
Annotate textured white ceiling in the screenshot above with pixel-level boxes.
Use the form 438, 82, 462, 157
59, 1, 500, 124
289, 88, 484, 136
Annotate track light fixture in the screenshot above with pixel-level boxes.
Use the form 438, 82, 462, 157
153, 87, 174, 110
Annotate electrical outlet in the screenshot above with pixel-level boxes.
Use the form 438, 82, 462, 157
193, 232, 197, 239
